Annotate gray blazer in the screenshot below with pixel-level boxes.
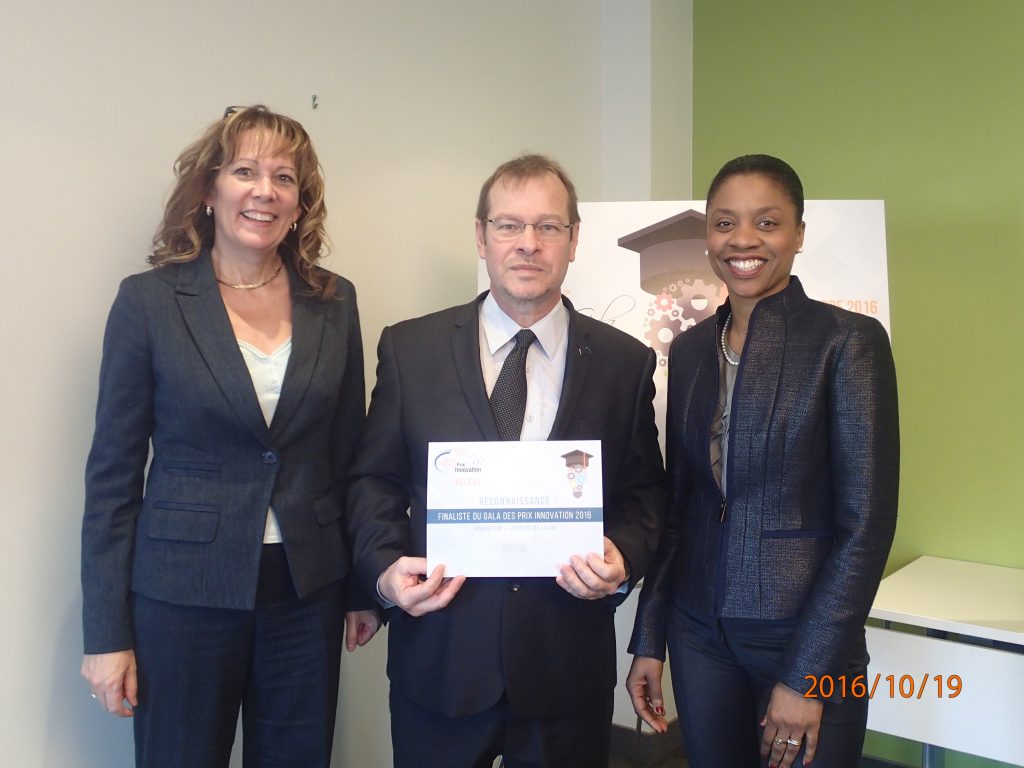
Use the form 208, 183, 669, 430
81, 250, 364, 654
630, 277, 899, 695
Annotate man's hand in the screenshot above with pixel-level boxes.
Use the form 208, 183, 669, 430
555, 537, 628, 599
344, 610, 382, 651
378, 557, 466, 617
81, 650, 137, 717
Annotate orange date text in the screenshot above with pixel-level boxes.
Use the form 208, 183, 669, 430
803, 673, 962, 699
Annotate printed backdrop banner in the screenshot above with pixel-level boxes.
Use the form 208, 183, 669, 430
477, 200, 890, 442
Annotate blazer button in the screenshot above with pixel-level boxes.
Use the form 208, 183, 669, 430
508, 583, 520, 592
261, 450, 278, 465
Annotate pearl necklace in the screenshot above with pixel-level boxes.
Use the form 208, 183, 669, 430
720, 313, 740, 366
215, 261, 283, 290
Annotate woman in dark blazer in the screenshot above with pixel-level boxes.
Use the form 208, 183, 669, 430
626, 155, 899, 768
80, 105, 379, 768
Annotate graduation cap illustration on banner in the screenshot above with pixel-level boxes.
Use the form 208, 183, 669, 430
618, 209, 727, 363
561, 449, 593, 499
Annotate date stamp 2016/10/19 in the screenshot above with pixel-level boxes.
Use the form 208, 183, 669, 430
804, 674, 962, 700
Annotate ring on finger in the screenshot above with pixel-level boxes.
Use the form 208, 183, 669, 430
774, 737, 785, 745
786, 737, 801, 747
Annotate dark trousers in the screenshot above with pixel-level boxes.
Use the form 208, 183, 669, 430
667, 607, 868, 768
389, 686, 613, 768
132, 545, 346, 768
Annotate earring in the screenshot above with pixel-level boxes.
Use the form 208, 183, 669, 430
291, 221, 298, 232
205, 205, 212, 217
796, 248, 803, 254
704, 249, 709, 257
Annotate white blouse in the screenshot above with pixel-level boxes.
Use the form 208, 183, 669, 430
237, 338, 292, 544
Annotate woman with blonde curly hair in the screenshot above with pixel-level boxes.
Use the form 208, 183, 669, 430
81, 105, 379, 767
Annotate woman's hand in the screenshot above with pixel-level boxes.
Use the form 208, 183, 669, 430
626, 656, 668, 733
760, 682, 823, 767
344, 609, 381, 651
81, 650, 137, 717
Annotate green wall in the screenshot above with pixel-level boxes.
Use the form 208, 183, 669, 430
692, 3, 1024, 766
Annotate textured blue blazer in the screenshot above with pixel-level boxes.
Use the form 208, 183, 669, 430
81, 249, 365, 654
630, 277, 899, 695
347, 293, 667, 719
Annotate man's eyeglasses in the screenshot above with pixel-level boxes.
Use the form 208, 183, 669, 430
486, 218, 573, 241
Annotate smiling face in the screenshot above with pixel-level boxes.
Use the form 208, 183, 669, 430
705, 172, 805, 308
205, 129, 301, 261
476, 172, 578, 324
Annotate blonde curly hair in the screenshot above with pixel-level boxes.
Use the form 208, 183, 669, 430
150, 105, 334, 297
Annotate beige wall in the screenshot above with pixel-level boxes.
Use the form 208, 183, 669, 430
1, 1, 690, 765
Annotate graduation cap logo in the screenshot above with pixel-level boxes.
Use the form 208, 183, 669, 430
561, 449, 593, 499
618, 209, 727, 365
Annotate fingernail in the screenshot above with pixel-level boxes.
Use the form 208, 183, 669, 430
654, 705, 665, 716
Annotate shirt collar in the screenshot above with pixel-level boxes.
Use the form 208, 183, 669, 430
480, 293, 568, 360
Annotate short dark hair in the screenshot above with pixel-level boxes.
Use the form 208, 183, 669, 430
475, 154, 580, 225
706, 154, 804, 222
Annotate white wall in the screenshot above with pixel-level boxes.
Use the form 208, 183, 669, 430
597, 0, 692, 734
0, 1, 690, 765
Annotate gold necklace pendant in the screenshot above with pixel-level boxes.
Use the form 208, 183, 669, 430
216, 261, 283, 290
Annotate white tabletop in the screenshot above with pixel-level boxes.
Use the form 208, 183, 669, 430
869, 555, 1024, 645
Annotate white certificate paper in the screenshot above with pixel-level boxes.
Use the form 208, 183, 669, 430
426, 440, 604, 577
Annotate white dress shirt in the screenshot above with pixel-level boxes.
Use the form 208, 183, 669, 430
479, 293, 569, 441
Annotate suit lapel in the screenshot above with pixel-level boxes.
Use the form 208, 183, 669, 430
549, 299, 590, 439
175, 250, 271, 443
270, 267, 326, 435
452, 294, 500, 440
732, 301, 784, 449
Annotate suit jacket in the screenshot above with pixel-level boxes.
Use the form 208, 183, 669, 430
346, 293, 666, 719
630, 276, 899, 695
81, 249, 365, 654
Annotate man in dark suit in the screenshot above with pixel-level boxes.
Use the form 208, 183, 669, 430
347, 154, 666, 768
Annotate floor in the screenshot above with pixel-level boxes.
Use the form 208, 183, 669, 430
609, 752, 685, 767
608, 720, 686, 767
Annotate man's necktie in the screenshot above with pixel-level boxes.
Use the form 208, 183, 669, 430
490, 329, 536, 440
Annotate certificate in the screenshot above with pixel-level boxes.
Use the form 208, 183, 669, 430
426, 440, 603, 577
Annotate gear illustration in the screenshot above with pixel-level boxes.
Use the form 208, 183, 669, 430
644, 315, 683, 357
675, 278, 725, 323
